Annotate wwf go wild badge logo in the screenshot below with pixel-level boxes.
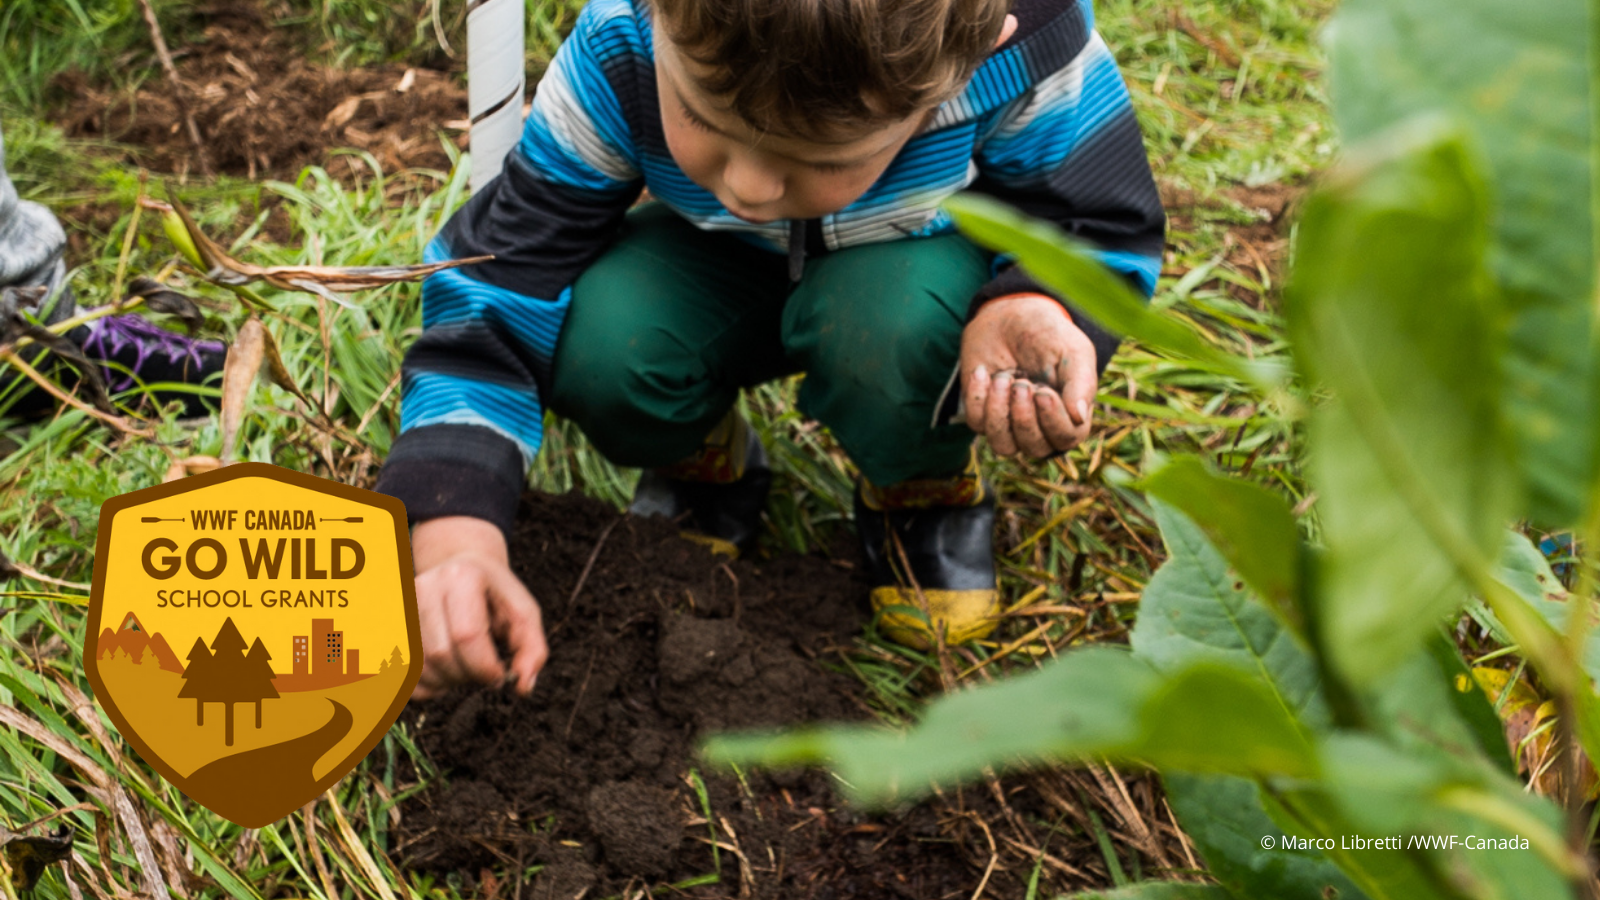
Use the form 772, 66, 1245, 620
85, 463, 422, 827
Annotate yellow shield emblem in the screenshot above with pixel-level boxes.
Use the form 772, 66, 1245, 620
85, 463, 421, 826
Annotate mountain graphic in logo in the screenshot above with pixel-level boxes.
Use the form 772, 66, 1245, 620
96, 611, 184, 673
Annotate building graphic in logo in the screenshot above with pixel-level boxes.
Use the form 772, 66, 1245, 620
85, 463, 421, 827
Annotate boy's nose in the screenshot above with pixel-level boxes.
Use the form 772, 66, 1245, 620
720, 154, 784, 212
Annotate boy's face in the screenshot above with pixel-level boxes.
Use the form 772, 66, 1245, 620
653, 28, 937, 223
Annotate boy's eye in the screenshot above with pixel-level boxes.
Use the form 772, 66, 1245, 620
809, 161, 854, 174
680, 103, 715, 132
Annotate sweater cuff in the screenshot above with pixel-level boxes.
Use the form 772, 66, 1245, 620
969, 265, 1121, 378
374, 424, 526, 539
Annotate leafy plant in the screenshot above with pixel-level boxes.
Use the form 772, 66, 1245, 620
703, 0, 1600, 896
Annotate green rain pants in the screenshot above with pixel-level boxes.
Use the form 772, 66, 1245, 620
547, 204, 992, 486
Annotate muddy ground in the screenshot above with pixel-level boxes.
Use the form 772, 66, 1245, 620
395, 492, 1185, 899
54, 0, 466, 180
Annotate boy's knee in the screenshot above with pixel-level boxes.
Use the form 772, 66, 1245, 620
550, 327, 724, 465
799, 292, 963, 397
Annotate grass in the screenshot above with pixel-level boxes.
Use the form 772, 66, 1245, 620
0, 0, 1333, 896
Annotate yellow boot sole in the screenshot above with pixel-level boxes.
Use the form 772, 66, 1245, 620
870, 585, 999, 650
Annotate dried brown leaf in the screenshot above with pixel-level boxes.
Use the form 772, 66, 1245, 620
126, 276, 204, 335
165, 190, 491, 303
220, 318, 267, 462
259, 322, 313, 409
324, 95, 364, 130
4, 825, 74, 892
163, 455, 223, 483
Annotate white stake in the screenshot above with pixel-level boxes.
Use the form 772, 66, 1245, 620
466, 0, 526, 192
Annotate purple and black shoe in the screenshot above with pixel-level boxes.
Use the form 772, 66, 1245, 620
77, 313, 228, 418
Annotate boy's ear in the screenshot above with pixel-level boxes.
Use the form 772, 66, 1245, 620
994, 14, 1018, 49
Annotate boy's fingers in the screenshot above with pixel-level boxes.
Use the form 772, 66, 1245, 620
444, 581, 508, 687
1010, 380, 1051, 457
416, 582, 465, 691
964, 364, 991, 432
487, 567, 548, 694
1058, 344, 1097, 427
985, 371, 1017, 455
1033, 387, 1085, 451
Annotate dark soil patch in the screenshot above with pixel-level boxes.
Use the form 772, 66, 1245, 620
396, 491, 1153, 899
54, 0, 466, 180
1161, 182, 1301, 310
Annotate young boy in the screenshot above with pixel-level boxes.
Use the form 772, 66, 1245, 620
375, 0, 1164, 697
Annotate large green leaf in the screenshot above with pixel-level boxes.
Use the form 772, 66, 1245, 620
1493, 531, 1580, 636
1411, 634, 1517, 776
1132, 500, 1326, 728
1165, 774, 1366, 900
1316, 733, 1577, 898
1327, 0, 1593, 525
1140, 460, 1303, 634
1256, 785, 1461, 900
702, 648, 1317, 806
1133, 502, 1362, 899
1289, 129, 1517, 686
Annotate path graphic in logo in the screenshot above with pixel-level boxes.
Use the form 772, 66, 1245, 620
85, 463, 421, 827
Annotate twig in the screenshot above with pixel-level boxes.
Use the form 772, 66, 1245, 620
111, 175, 148, 303
134, 0, 209, 174
552, 517, 622, 637
562, 647, 600, 741
19, 803, 97, 834
1162, 796, 1200, 871
888, 527, 957, 690
0, 348, 153, 437
571, 517, 620, 608
300, 801, 339, 900
3, 557, 92, 591
1001, 835, 1090, 879
965, 812, 999, 900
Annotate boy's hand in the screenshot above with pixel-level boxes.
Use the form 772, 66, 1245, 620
410, 516, 548, 700
959, 293, 1098, 458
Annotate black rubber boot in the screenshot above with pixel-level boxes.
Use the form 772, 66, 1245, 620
629, 412, 772, 557
855, 468, 1000, 649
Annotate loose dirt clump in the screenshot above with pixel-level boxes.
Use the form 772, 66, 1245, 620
397, 491, 1093, 899
55, 1, 466, 180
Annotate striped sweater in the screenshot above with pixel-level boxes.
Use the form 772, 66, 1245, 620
375, 0, 1165, 533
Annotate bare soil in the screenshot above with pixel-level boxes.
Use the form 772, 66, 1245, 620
54, 1, 466, 180
1162, 182, 1301, 308
396, 492, 1156, 899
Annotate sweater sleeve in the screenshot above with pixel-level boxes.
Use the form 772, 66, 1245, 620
969, 18, 1165, 376
374, 2, 645, 536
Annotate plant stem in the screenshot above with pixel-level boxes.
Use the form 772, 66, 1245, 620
134, 0, 208, 174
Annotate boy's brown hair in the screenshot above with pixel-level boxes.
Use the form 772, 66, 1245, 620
653, 0, 1010, 141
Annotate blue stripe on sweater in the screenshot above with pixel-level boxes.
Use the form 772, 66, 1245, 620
1094, 249, 1161, 297
421, 237, 570, 360
981, 45, 1130, 179
401, 371, 543, 466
